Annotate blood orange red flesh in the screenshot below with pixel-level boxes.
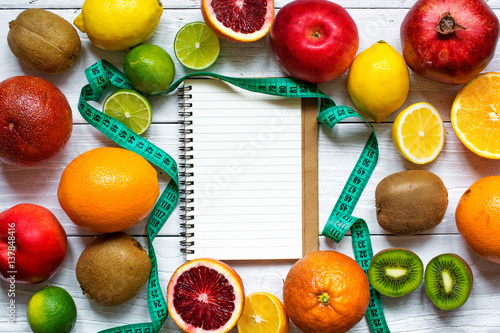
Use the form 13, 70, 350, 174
167, 258, 245, 333
201, 0, 274, 43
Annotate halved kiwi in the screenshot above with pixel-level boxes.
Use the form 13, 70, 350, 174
368, 248, 424, 297
424, 253, 473, 310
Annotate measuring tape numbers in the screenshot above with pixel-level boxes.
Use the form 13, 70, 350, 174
78, 59, 390, 333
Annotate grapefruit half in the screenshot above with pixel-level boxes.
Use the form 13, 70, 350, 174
201, 0, 274, 43
167, 258, 245, 333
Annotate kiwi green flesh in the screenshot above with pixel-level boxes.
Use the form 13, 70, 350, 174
368, 248, 424, 297
424, 254, 473, 310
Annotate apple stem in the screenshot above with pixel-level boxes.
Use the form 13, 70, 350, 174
435, 12, 466, 34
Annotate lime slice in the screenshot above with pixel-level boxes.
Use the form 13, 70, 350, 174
103, 89, 152, 135
174, 21, 220, 70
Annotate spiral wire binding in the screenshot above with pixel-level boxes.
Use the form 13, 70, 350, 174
178, 85, 195, 254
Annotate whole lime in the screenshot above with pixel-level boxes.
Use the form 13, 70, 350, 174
27, 286, 77, 333
124, 43, 175, 95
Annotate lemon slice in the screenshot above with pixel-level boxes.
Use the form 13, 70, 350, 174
237, 292, 289, 333
391, 102, 445, 164
103, 89, 152, 135
174, 21, 220, 70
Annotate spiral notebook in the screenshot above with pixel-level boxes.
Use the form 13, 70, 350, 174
179, 78, 319, 260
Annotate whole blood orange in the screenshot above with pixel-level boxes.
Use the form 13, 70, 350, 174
167, 258, 245, 333
0, 76, 72, 166
201, 0, 274, 43
57, 147, 159, 233
456, 176, 500, 263
283, 250, 370, 333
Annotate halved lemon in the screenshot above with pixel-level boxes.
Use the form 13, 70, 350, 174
391, 102, 445, 164
451, 72, 500, 159
237, 292, 289, 333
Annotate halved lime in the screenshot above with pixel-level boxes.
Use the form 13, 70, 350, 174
103, 89, 152, 135
174, 21, 220, 70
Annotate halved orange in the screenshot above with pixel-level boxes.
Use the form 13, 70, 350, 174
237, 292, 289, 333
167, 258, 245, 333
451, 72, 500, 159
201, 0, 274, 43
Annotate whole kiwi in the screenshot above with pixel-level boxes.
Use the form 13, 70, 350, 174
76, 232, 151, 306
375, 170, 448, 235
8, 8, 81, 74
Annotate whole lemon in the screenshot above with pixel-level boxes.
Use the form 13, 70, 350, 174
57, 147, 160, 233
348, 41, 410, 122
74, 0, 163, 51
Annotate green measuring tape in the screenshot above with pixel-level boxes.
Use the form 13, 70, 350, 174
78, 59, 390, 333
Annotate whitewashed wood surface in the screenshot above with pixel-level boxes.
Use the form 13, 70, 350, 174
1, 1, 500, 332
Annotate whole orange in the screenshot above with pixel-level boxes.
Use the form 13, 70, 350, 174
283, 250, 370, 333
58, 147, 159, 233
456, 175, 500, 263
0, 76, 72, 166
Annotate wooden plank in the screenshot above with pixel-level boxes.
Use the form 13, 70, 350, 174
2, 0, 500, 10
1, 235, 499, 332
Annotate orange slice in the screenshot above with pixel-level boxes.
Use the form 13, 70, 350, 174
201, 0, 274, 43
166, 258, 245, 333
451, 72, 500, 159
237, 292, 289, 333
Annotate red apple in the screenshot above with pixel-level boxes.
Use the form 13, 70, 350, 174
0, 203, 67, 284
269, 0, 359, 83
401, 0, 499, 84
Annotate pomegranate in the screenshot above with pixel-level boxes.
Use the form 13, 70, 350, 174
400, 0, 499, 85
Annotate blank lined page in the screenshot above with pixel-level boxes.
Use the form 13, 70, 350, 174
182, 79, 303, 260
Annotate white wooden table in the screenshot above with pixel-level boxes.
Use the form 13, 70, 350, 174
1, 1, 500, 332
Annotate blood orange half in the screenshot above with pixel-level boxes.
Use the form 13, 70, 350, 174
167, 258, 245, 333
201, 0, 274, 43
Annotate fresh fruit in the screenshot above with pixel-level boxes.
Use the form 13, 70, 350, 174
73, 0, 163, 51
201, 0, 274, 43
424, 253, 473, 310
347, 40, 410, 122
7, 9, 81, 74
167, 258, 245, 333
375, 170, 448, 235
392, 102, 445, 164
269, 0, 358, 83
76, 232, 151, 306
455, 176, 500, 263
0, 203, 67, 284
451, 72, 500, 159
0, 76, 72, 166
103, 89, 153, 135
237, 292, 289, 333
57, 147, 159, 233
283, 250, 369, 333
174, 21, 220, 70
123, 44, 175, 96
368, 248, 424, 297
27, 286, 77, 333
400, 0, 500, 84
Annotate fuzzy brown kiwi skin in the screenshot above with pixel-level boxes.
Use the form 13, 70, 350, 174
375, 170, 448, 235
76, 232, 151, 307
7, 8, 81, 74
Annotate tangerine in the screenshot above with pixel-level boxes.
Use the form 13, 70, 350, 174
456, 175, 500, 263
57, 147, 159, 233
283, 250, 370, 333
